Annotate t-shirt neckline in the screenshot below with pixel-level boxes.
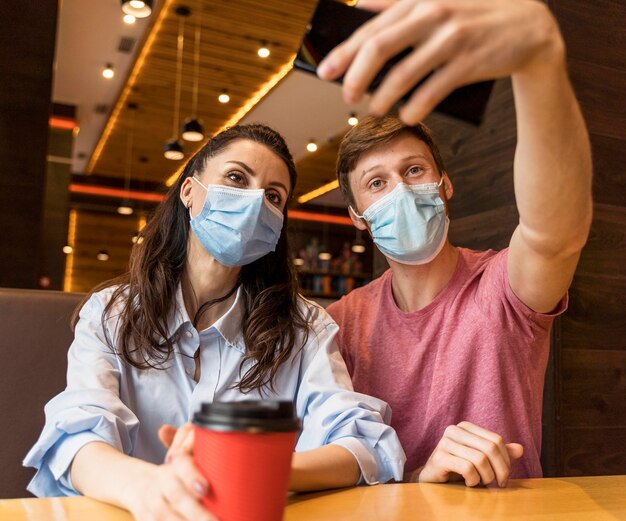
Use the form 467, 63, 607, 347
384, 248, 468, 319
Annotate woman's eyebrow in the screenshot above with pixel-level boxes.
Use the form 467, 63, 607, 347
224, 160, 255, 175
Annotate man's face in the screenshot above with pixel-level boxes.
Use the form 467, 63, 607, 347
348, 134, 451, 225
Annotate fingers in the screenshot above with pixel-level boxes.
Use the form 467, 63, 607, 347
506, 442, 524, 461
158, 424, 177, 449
444, 423, 512, 487
420, 422, 524, 488
165, 423, 195, 463
317, 0, 414, 82
163, 456, 215, 521
355, 0, 397, 12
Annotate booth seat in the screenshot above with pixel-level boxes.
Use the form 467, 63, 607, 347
0, 288, 85, 499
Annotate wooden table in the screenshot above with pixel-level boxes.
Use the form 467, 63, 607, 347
1, 475, 625, 520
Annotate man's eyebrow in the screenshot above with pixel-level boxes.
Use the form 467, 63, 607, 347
361, 154, 431, 176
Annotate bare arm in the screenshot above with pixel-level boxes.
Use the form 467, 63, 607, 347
289, 445, 360, 491
318, 0, 593, 312
508, 20, 592, 312
159, 424, 360, 492
71, 441, 215, 521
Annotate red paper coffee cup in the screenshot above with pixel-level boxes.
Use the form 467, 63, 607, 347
193, 401, 300, 521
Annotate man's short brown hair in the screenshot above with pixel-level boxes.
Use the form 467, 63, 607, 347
336, 114, 446, 206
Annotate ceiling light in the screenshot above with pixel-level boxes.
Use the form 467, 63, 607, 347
164, 138, 185, 160
62, 246, 73, 254
97, 250, 110, 262
117, 204, 134, 215
182, 9, 205, 142
306, 140, 318, 153
123, 14, 136, 24
348, 112, 359, 126
164, 7, 190, 158
121, 0, 152, 18
132, 233, 144, 244
218, 90, 230, 104
318, 252, 332, 261
102, 63, 114, 79
257, 42, 270, 58
181, 117, 205, 142
293, 258, 305, 267
351, 243, 366, 253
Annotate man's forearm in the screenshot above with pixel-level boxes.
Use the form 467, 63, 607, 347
512, 27, 593, 256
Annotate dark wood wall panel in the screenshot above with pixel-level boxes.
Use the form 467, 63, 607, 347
561, 427, 626, 476
561, 349, 626, 426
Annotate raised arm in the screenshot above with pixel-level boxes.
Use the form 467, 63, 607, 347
508, 20, 592, 312
318, 0, 593, 312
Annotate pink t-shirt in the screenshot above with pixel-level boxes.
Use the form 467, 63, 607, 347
327, 247, 567, 479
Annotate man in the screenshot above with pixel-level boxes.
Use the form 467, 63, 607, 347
320, 0, 592, 486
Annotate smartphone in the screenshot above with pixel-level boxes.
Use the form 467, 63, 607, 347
294, 0, 494, 125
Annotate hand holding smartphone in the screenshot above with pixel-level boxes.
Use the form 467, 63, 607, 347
294, 0, 494, 125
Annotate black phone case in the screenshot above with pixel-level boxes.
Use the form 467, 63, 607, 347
294, 0, 494, 125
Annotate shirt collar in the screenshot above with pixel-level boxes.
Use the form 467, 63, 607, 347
168, 282, 246, 353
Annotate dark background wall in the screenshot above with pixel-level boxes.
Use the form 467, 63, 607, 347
0, 1, 58, 289
423, 0, 625, 476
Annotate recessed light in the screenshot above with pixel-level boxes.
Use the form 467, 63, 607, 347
102, 64, 114, 79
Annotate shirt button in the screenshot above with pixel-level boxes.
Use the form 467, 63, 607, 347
186, 368, 192, 376
186, 331, 193, 338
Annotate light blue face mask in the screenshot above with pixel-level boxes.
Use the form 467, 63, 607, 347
189, 176, 284, 267
351, 179, 449, 265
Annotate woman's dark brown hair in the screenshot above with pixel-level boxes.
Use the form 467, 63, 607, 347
74, 124, 310, 393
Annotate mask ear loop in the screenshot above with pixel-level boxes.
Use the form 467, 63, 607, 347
348, 205, 365, 221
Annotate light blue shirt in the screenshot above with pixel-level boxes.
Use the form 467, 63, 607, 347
24, 285, 405, 496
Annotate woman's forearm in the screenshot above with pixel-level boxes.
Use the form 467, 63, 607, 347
70, 441, 154, 510
289, 445, 360, 491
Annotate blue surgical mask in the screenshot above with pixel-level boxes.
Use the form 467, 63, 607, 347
351, 179, 449, 265
189, 176, 284, 267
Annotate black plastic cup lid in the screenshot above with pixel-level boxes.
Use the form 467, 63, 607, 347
193, 400, 301, 433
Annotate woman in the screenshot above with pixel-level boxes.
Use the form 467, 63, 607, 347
24, 124, 405, 521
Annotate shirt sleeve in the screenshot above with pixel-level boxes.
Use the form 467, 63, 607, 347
23, 291, 140, 497
475, 248, 568, 332
293, 304, 406, 485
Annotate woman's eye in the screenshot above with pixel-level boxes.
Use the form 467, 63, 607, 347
407, 166, 423, 176
369, 179, 383, 190
226, 171, 245, 184
266, 192, 282, 206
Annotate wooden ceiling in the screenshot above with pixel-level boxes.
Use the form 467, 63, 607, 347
87, 0, 318, 184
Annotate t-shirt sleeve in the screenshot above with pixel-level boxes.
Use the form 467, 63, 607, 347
475, 248, 568, 331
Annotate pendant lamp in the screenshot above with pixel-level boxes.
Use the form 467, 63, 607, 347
182, 9, 204, 142
121, 0, 152, 18
164, 7, 190, 160
118, 103, 137, 215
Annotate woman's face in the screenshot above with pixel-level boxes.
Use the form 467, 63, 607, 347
182, 138, 291, 217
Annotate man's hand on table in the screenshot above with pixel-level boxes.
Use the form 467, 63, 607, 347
405, 421, 524, 488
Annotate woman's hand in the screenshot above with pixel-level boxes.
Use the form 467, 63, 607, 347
123, 454, 216, 521
318, 0, 564, 123
159, 422, 195, 462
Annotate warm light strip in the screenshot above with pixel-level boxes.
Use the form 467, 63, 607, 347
49, 116, 77, 130
165, 59, 295, 187
138, 215, 147, 231
63, 209, 77, 292
69, 184, 165, 202
289, 209, 353, 226
86, 0, 172, 174
297, 180, 340, 204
